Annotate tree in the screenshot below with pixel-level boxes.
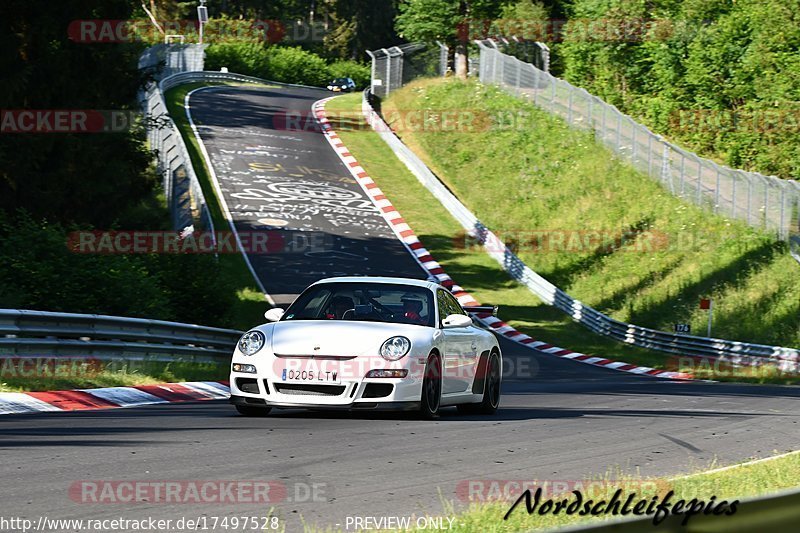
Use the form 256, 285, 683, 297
0, 0, 154, 226
324, 0, 400, 60
397, 0, 503, 79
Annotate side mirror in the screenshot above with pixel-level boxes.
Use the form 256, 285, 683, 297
264, 308, 285, 322
442, 314, 473, 329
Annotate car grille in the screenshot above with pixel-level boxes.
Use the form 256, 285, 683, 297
274, 383, 346, 397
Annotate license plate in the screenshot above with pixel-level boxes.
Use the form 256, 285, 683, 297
280, 367, 341, 384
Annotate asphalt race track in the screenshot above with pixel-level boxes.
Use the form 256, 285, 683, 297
185, 85, 428, 305
2, 86, 799, 531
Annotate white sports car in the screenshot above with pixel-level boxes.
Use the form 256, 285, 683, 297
229, 276, 502, 419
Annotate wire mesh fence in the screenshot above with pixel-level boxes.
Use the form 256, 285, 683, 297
476, 40, 800, 241
367, 42, 448, 98
138, 43, 206, 77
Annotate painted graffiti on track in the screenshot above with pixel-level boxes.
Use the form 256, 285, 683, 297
187, 86, 426, 301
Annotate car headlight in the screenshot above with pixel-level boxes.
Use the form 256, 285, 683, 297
380, 336, 411, 361
238, 330, 265, 356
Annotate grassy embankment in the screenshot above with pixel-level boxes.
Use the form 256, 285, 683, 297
324, 82, 799, 384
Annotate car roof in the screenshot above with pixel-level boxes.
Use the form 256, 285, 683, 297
312, 276, 441, 291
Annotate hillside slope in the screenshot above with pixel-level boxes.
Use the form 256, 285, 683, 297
383, 78, 799, 348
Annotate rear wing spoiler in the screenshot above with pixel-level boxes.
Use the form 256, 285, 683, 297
462, 305, 498, 316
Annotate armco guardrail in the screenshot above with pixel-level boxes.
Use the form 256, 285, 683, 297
139, 45, 219, 236
475, 40, 800, 241
141, 77, 216, 235
362, 90, 800, 373
0, 309, 243, 364
548, 486, 800, 533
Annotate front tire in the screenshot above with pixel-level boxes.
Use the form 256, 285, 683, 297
235, 405, 272, 417
419, 352, 442, 420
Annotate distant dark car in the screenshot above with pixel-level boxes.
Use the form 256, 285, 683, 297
327, 77, 357, 92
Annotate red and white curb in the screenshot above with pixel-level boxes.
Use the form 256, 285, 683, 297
0, 381, 230, 416
313, 97, 691, 381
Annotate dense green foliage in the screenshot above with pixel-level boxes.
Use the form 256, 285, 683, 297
139, 0, 400, 61
0, 0, 153, 226
397, 0, 505, 76
557, 0, 800, 180
204, 42, 371, 87
0, 212, 238, 326
0, 0, 256, 326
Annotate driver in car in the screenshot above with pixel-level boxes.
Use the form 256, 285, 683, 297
326, 296, 354, 319
401, 294, 426, 325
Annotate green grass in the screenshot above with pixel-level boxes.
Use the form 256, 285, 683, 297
413, 451, 800, 533
0, 361, 227, 392
300, 451, 800, 532
164, 82, 272, 330
380, 79, 800, 350
324, 92, 800, 383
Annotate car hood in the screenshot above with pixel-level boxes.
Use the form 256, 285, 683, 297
268, 320, 430, 357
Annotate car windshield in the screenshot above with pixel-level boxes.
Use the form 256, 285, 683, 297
282, 282, 435, 327
332, 78, 349, 85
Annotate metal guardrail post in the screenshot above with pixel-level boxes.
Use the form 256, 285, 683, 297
381, 48, 392, 95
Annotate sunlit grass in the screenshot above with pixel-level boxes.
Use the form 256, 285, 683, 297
0, 361, 227, 392
301, 451, 800, 532
380, 79, 800, 350
324, 90, 800, 381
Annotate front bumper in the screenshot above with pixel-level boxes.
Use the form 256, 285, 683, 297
230, 394, 420, 411
229, 356, 426, 408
